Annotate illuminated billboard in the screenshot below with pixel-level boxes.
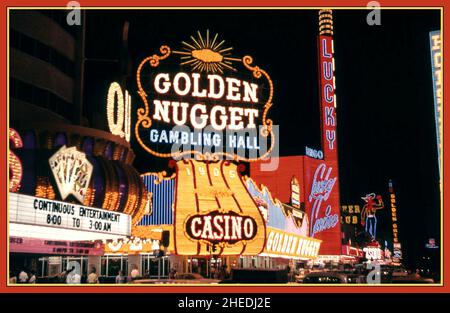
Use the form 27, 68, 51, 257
303, 159, 341, 255
246, 178, 321, 259
174, 160, 266, 256
48, 145, 93, 204
429, 30, 442, 176
135, 31, 275, 161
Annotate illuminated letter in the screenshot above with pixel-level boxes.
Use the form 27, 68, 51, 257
190, 104, 208, 129
223, 215, 231, 239
150, 129, 159, 142
107, 82, 131, 142
324, 84, 334, 103
243, 218, 254, 239
191, 217, 202, 238
210, 106, 228, 130
322, 38, 332, 58
192, 73, 207, 97
229, 107, 244, 130
201, 216, 214, 240
172, 102, 189, 126
107, 82, 125, 138
173, 72, 191, 96
154, 73, 171, 94
266, 231, 274, 250
226, 78, 241, 101
326, 130, 336, 149
231, 216, 243, 240
153, 100, 171, 123
325, 107, 335, 126
323, 61, 333, 80
207, 75, 225, 99
213, 215, 224, 240
244, 109, 259, 128
242, 81, 259, 103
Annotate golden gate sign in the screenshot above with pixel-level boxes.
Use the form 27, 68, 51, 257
135, 31, 275, 162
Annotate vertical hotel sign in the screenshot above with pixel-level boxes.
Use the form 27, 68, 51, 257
318, 10, 337, 160
429, 31, 442, 176
303, 10, 342, 255
389, 179, 402, 264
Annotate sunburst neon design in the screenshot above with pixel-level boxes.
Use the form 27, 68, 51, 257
174, 30, 241, 74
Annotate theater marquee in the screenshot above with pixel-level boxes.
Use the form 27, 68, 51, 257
135, 31, 275, 161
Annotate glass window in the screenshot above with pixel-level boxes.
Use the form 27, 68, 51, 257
101, 256, 128, 277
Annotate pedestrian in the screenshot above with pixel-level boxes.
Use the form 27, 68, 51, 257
218, 265, 227, 281
9, 270, 17, 284
115, 270, 127, 284
130, 265, 140, 280
18, 269, 28, 283
87, 267, 99, 284
28, 270, 37, 284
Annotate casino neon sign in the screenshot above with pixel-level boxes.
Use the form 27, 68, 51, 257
135, 31, 275, 161
185, 210, 257, 245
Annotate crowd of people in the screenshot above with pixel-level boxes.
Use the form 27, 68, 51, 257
9, 264, 163, 284
9, 269, 36, 284
10, 264, 232, 284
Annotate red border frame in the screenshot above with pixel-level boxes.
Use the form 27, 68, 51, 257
1, 0, 447, 293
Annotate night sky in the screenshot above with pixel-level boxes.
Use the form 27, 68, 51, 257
80, 9, 441, 268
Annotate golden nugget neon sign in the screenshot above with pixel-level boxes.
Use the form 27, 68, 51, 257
135, 31, 275, 161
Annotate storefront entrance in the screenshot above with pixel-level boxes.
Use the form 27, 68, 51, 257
141, 254, 169, 279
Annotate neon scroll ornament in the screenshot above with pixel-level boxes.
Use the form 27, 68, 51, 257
135, 31, 275, 162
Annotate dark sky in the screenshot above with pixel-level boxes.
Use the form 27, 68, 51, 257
82, 9, 441, 268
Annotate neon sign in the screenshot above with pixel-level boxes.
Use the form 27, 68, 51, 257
319, 35, 337, 157
305, 146, 323, 160
9, 128, 23, 192
264, 227, 321, 259
174, 160, 266, 256
291, 176, 301, 208
185, 210, 257, 244
135, 31, 275, 161
49, 145, 93, 204
107, 82, 131, 142
429, 30, 442, 176
388, 179, 402, 264
361, 193, 384, 239
308, 163, 339, 238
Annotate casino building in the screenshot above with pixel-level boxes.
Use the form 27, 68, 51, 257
9, 10, 148, 280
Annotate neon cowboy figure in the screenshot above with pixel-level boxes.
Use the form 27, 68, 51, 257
361, 193, 384, 239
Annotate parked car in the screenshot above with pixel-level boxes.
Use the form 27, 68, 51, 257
302, 272, 348, 284
391, 275, 434, 284
132, 273, 221, 284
